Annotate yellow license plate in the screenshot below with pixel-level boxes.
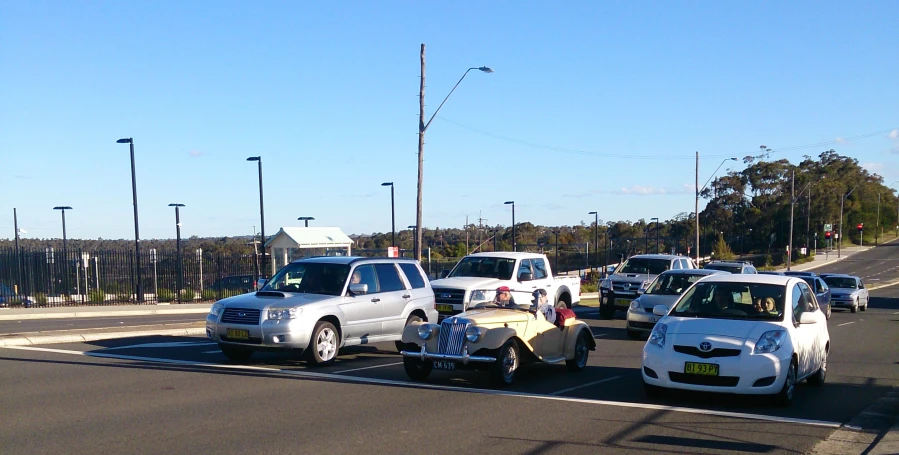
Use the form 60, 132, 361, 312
227, 328, 249, 340
437, 304, 454, 312
684, 362, 719, 376
615, 298, 633, 307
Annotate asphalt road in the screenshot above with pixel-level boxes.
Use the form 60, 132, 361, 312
816, 241, 899, 285
1, 246, 898, 454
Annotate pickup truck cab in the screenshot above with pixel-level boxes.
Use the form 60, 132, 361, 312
431, 252, 581, 321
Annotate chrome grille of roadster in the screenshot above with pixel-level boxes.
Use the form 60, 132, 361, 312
438, 318, 469, 356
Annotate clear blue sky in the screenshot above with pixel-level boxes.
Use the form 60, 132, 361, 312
2, 1, 897, 242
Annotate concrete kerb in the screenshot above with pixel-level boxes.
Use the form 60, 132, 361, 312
0, 327, 208, 347
0, 305, 212, 321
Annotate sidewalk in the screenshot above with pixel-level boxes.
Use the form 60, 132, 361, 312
777, 245, 870, 272
0, 302, 212, 321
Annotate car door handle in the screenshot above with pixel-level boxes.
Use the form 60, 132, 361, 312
371, 298, 380, 303
402, 294, 411, 299
545, 284, 552, 287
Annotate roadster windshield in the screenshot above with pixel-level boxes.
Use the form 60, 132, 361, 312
670, 281, 785, 321
449, 257, 516, 280
616, 258, 671, 275
646, 273, 705, 296
262, 262, 350, 296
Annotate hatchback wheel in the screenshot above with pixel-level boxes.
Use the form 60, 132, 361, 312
774, 358, 797, 406
851, 300, 858, 313
808, 349, 827, 386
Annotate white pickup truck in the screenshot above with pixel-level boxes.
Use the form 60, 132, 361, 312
430, 252, 581, 320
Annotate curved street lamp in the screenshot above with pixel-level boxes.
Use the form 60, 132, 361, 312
695, 154, 738, 265
298, 216, 315, 227
168, 203, 185, 303
382, 182, 395, 249
117, 137, 143, 302
246, 156, 266, 277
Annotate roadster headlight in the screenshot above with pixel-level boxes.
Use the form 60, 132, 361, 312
267, 307, 301, 320
629, 300, 641, 311
648, 323, 667, 348
468, 290, 490, 303
418, 323, 438, 340
465, 325, 483, 342
210, 303, 224, 317
753, 330, 786, 354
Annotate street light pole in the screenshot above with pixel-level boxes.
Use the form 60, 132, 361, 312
298, 216, 314, 227
382, 182, 396, 250
588, 212, 599, 275
505, 201, 516, 251
553, 229, 560, 272
415, 43, 493, 261
651, 217, 659, 253
13, 208, 22, 298
246, 157, 266, 277
169, 204, 185, 303
695, 153, 738, 265
53, 206, 72, 296
117, 138, 143, 302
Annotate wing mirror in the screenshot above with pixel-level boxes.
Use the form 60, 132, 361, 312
349, 283, 369, 295
652, 305, 668, 317
256, 278, 267, 290
799, 312, 817, 324
519, 272, 533, 282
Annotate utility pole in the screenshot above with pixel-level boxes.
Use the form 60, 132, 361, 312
415, 44, 426, 261
787, 170, 795, 270
694, 151, 700, 265
465, 215, 469, 255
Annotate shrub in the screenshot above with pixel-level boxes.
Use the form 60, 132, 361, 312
157, 289, 174, 302
201, 289, 217, 301
89, 290, 106, 303
181, 289, 196, 301
117, 293, 133, 302
33, 293, 48, 305
581, 283, 597, 293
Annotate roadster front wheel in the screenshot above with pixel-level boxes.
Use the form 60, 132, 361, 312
490, 340, 520, 387
403, 357, 432, 381
566, 330, 590, 371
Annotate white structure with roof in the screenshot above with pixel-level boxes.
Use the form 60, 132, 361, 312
264, 227, 354, 273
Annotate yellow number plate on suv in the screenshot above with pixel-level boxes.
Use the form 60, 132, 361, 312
436, 304, 454, 312
227, 328, 249, 340
684, 362, 719, 376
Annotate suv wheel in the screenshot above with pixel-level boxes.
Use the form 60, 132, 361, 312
220, 344, 254, 363
306, 321, 339, 366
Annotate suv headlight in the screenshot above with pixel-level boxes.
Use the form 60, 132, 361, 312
418, 323, 438, 340
267, 307, 301, 320
753, 330, 786, 354
210, 303, 224, 317
600, 279, 610, 290
648, 323, 667, 348
629, 300, 641, 311
465, 325, 483, 342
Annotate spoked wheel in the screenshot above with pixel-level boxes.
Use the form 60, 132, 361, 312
306, 321, 339, 366
490, 340, 520, 387
566, 330, 590, 371
403, 357, 432, 381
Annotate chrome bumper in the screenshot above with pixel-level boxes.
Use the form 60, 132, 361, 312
400, 344, 496, 364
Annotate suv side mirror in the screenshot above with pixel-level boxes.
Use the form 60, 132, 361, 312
439, 270, 450, 279
256, 278, 267, 289
349, 283, 369, 295
519, 272, 533, 282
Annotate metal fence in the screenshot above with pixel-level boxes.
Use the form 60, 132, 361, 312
1, 248, 259, 307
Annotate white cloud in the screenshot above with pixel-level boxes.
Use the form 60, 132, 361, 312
889, 129, 899, 140
188, 149, 205, 157
861, 162, 885, 174
835, 137, 846, 143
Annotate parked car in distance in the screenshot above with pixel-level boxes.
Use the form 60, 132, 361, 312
626, 269, 730, 339
642, 274, 830, 406
822, 274, 869, 313
703, 261, 758, 274
400, 288, 595, 386
784, 271, 817, 278
206, 256, 438, 364
599, 254, 696, 319
759, 271, 786, 276
0, 283, 34, 308
800, 276, 831, 319
209, 274, 258, 296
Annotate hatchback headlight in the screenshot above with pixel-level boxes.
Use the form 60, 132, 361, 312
418, 323, 438, 340
465, 325, 483, 342
267, 307, 301, 320
210, 303, 224, 317
648, 323, 667, 348
753, 330, 786, 354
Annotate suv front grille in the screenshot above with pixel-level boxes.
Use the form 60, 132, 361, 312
611, 282, 640, 293
433, 288, 465, 305
221, 308, 261, 325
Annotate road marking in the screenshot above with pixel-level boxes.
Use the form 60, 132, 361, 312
202, 350, 222, 354
1, 345, 842, 428
333, 362, 403, 374
549, 376, 621, 395
837, 322, 855, 327
102, 341, 217, 351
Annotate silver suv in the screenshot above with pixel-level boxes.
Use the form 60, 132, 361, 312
703, 260, 758, 274
599, 254, 695, 319
206, 256, 437, 364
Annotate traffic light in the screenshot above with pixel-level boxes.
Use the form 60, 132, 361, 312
857, 223, 864, 232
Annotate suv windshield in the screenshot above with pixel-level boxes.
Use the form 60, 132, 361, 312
670, 281, 785, 321
617, 258, 671, 275
448, 257, 516, 280
646, 273, 705, 296
262, 262, 350, 296
823, 277, 857, 289
704, 264, 742, 273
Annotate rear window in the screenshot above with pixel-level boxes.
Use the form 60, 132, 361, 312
823, 277, 857, 289
398, 263, 427, 289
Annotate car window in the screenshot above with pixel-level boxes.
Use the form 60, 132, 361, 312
671, 260, 681, 270
817, 279, 828, 293
374, 263, 406, 292
617, 258, 671, 275
646, 273, 704, 295
704, 263, 742, 273
448, 256, 516, 280
791, 283, 804, 322
351, 264, 379, 293
670, 281, 785, 320
265, 262, 350, 296
858, 279, 865, 289
799, 281, 817, 311
517, 259, 533, 280
747, 266, 757, 274
398, 263, 427, 289
532, 258, 549, 279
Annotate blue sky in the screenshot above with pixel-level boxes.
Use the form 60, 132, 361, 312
2, 1, 897, 242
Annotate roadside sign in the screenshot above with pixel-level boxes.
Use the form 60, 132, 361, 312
824, 224, 832, 233
387, 246, 399, 258
800, 247, 807, 255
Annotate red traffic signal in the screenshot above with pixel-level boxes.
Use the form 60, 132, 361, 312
857, 223, 864, 231
825, 231, 832, 239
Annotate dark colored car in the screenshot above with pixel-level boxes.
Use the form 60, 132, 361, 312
703, 261, 758, 274
758, 271, 786, 276
800, 276, 831, 319
209, 275, 257, 296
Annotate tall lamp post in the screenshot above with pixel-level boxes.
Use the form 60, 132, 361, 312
381, 182, 396, 250
504, 201, 516, 251
651, 217, 660, 253
552, 229, 560, 272
298, 216, 314, 227
13, 209, 22, 298
695, 153, 737, 265
891, 181, 899, 237
246, 157, 266, 277
588, 211, 599, 275
117, 137, 143, 302
414, 43, 492, 261
169, 203, 185, 303
787, 171, 815, 271
838, 184, 860, 258
53, 206, 72, 296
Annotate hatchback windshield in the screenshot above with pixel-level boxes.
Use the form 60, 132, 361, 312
704, 264, 742, 273
262, 262, 350, 296
823, 277, 857, 289
646, 273, 705, 296
616, 258, 671, 275
670, 281, 785, 320
448, 256, 516, 280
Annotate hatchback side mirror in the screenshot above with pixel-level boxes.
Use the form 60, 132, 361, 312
799, 312, 817, 324
653, 305, 668, 317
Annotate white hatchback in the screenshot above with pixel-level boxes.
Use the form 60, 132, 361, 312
641, 274, 829, 406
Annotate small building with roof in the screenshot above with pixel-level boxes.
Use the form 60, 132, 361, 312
264, 227, 354, 273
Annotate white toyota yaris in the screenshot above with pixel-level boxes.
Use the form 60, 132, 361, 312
642, 274, 829, 406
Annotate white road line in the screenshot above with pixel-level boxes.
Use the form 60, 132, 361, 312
333, 362, 403, 374
837, 322, 856, 327
893, 311, 899, 315
1, 345, 843, 428
102, 341, 217, 351
550, 376, 621, 396
201, 350, 222, 354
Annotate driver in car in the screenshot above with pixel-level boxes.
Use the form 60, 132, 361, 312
712, 288, 732, 311
494, 286, 515, 307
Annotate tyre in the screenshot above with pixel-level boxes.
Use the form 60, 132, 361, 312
599, 304, 615, 319
643, 381, 665, 398
403, 357, 432, 381
306, 321, 339, 366
220, 344, 254, 363
490, 340, 520, 387
851, 300, 858, 313
626, 326, 642, 340
566, 330, 590, 371
861, 300, 868, 311
807, 349, 827, 387
555, 297, 570, 310
396, 314, 423, 352
825, 304, 832, 320
774, 358, 797, 406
